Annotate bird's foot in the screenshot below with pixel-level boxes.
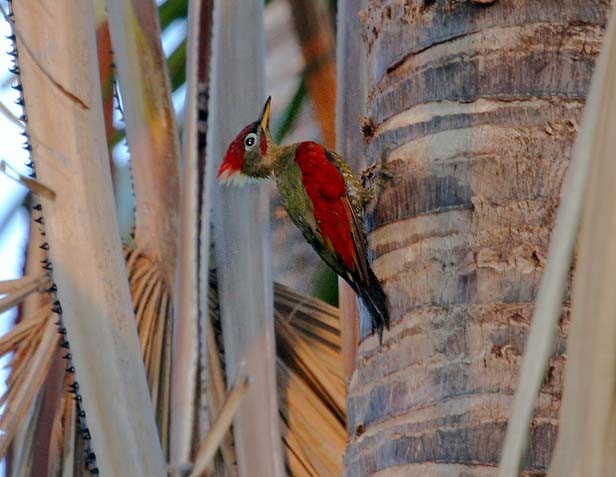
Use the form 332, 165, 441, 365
360, 144, 397, 206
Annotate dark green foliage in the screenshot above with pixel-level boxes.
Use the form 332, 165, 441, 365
273, 76, 306, 144
167, 39, 186, 91
158, 0, 188, 30
312, 265, 338, 306
158, 0, 188, 93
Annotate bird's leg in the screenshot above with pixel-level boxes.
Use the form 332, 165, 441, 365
360, 144, 397, 207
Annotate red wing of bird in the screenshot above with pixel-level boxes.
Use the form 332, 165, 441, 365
294, 142, 368, 280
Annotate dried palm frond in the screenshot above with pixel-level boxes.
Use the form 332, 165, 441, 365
202, 280, 239, 477
0, 245, 173, 475
0, 244, 174, 475
100, 0, 183, 461
208, 270, 346, 477
10, 0, 166, 472
0, 256, 346, 477
0, 314, 57, 459
0, 218, 57, 465
190, 376, 250, 477
0, 273, 50, 314
274, 283, 342, 379
123, 246, 173, 456
274, 296, 345, 477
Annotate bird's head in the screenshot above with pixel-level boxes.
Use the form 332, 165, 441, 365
217, 97, 275, 185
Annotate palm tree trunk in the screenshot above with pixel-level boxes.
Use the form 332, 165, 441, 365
340, 1, 609, 475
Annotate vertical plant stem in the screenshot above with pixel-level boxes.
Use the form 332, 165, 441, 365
546, 7, 616, 477
105, 0, 181, 287
11, 1, 166, 474
93, 0, 115, 151
209, 1, 284, 476
170, 0, 202, 467
195, 0, 217, 451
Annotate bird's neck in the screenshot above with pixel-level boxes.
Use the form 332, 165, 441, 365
269, 143, 300, 176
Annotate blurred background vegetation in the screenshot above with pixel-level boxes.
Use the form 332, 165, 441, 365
0, 0, 339, 307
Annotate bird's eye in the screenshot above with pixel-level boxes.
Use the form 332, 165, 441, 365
244, 133, 258, 151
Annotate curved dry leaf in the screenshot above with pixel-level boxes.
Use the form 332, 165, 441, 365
124, 246, 173, 456
0, 318, 58, 459
0, 274, 50, 314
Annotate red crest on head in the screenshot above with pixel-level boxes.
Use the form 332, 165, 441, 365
217, 124, 253, 183
218, 98, 272, 185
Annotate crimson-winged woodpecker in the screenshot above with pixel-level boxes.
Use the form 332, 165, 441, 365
218, 97, 389, 340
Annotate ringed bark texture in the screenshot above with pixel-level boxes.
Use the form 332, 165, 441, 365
344, 1, 609, 476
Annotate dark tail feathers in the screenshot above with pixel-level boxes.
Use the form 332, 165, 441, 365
359, 268, 389, 344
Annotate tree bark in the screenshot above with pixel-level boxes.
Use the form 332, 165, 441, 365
341, 1, 609, 475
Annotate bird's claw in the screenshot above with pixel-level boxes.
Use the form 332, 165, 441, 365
377, 165, 395, 184
360, 144, 398, 205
